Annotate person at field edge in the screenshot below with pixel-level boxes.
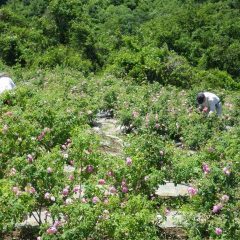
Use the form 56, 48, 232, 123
196, 92, 222, 116
0, 72, 16, 94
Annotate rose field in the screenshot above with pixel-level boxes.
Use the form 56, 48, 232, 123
0, 1, 240, 239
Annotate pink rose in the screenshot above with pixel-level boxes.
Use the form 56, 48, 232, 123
212, 204, 223, 213
68, 175, 74, 181
165, 208, 171, 215
122, 186, 128, 193
202, 163, 210, 174
121, 179, 127, 187
44, 192, 51, 200
215, 228, 222, 235
27, 154, 34, 163
98, 179, 106, 185
62, 188, 69, 196
92, 196, 100, 204
46, 226, 57, 235
107, 170, 114, 177
73, 185, 80, 193
126, 157, 132, 166
25, 186, 36, 194
188, 187, 198, 196
53, 220, 61, 228
86, 165, 94, 173
61, 144, 67, 150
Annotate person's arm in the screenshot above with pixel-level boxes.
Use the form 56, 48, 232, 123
10, 79, 16, 88
198, 104, 204, 111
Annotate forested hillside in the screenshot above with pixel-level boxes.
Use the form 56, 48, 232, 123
0, 0, 240, 87
0, 1, 239, 239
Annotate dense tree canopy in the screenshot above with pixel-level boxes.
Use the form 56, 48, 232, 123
0, 0, 240, 85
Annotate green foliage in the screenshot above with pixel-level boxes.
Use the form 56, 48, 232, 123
0, 0, 240, 239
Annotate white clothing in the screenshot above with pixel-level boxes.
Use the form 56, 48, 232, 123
0, 77, 16, 94
200, 92, 222, 116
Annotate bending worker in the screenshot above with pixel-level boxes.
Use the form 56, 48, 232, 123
196, 92, 222, 116
0, 73, 16, 94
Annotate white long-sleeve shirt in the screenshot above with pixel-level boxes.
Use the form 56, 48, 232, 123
0, 77, 16, 94
200, 92, 222, 116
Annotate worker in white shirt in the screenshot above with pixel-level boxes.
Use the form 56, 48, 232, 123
196, 92, 222, 116
0, 73, 16, 94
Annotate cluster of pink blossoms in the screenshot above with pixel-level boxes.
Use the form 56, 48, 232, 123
211, 195, 229, 235
37, 127, 50, 141
44, 192, 55, 202
121, 179, 128, 193
25, 185, 36, 194
61, 138, 72, 150
187, 187, 198, 197
73, 185, 82, 193
212, 194, 229, 214
12, 185, 36, 196
202, 163, 211, 174
46, 221, 61, 235
212, 204, 223, 213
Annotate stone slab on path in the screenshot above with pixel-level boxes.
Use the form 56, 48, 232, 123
17, 210, 51, 227
157, 211, 184, 228
155, 181, 189, 197
93, 118, 122, 136
19, 188, 83, 227
93, 117, 124, 156
156, 211, 187, 239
